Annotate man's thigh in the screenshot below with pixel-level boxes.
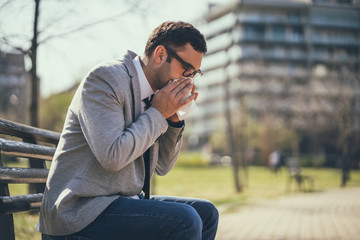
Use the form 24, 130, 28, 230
152, 195, 219, 240
71, 196, 203, 240
151, 195, 217, 220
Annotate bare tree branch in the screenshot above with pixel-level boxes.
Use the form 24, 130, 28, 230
39, 12, 70, 34
37, 7, 134, 45
0, 0, 11, 13
0, 37, 29, 54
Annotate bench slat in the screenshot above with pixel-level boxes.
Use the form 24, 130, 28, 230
0, 119, 59, 240
0, 138, 55, 160
0, 118, 60, 144
0, 193, 43, 215
0, 167, 48, 183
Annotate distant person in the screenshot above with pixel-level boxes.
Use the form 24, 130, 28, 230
38, 21, 218, 240
269, 150, 281, 173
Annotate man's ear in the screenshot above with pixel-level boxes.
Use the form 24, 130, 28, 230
153, 45, 167, 64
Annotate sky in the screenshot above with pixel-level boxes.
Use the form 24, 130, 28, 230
0, 0, 231, 97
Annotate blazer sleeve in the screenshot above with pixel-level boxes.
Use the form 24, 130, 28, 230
73, 64, 168, 172
155, 124, 184, 176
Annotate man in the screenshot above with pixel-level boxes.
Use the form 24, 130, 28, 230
38, 21, 219, 240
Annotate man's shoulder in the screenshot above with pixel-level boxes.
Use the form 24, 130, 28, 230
91, 59, 126, 75
90, 50, 136, 78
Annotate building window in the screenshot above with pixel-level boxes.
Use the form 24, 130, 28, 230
291, 26, 304, 42
272, 25, 286, 41
244, 24, 265, 41
288, 12, 301, 24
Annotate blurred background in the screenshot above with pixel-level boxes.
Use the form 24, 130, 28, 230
1, 0, 360, 239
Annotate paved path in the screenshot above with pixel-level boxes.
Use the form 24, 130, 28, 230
216, 187, 360, 240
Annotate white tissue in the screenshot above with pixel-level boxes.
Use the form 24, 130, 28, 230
176, 98, 199, 120
173, 78, 199, 120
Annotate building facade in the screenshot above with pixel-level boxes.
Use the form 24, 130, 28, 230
0, 51, 29, 123
188, 0, 359, 142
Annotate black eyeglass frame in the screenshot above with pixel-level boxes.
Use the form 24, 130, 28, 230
163, 45, 203, 79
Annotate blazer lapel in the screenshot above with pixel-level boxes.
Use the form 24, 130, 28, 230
123, 51, 142, 120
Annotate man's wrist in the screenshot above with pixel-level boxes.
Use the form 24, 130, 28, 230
166, 119, 184, 128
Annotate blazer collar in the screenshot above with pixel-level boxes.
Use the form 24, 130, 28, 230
123, 50, 138, 77
123, 50, 142, 118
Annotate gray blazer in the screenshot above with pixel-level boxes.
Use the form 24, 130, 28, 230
38, 51, 184, 235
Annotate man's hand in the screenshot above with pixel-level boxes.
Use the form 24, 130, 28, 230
151, 78, 197, 120
167, 81, 198, 122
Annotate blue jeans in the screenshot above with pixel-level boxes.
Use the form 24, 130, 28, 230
47, 195, 219, 240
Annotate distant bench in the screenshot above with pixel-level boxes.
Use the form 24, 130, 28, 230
0, 118, 60, 240
285, 157, 315, 192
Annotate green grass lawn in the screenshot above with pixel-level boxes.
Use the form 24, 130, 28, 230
155, 165, 360, 212
5, 162, 360, 240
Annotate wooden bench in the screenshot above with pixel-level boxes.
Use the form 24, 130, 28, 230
0, 118, 60, 240
285, 157, 315, 192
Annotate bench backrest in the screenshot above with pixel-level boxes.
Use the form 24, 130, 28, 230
0, 118, 60, 240
286, 157, 301, 175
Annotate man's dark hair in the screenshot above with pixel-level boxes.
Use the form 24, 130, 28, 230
144, 21, 207, 57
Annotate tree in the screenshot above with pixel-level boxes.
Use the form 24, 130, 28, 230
224, 73, 244, 192
30, 0, 40, 127
315, 63, 360, 186
0, 0, 147, 127
0, 0, 151, 197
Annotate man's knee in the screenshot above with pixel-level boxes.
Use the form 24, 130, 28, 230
195, 200, 219, 225
194, 200, 219, 240
206, 201, 219, 223
176, 204, 202, 239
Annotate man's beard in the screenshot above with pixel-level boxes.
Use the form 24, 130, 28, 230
154, 63, 171, 90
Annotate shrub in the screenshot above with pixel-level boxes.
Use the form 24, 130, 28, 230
176, 151, 210, 167
300, 155, 326, 168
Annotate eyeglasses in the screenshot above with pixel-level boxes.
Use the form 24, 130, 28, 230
163, 45, 203, 79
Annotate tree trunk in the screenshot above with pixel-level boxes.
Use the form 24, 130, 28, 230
28, 0, 43, 205
341, 156, 350, 187
224, 77, 242, 193
30, 0, 40, 127
341, 143, 350, 187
